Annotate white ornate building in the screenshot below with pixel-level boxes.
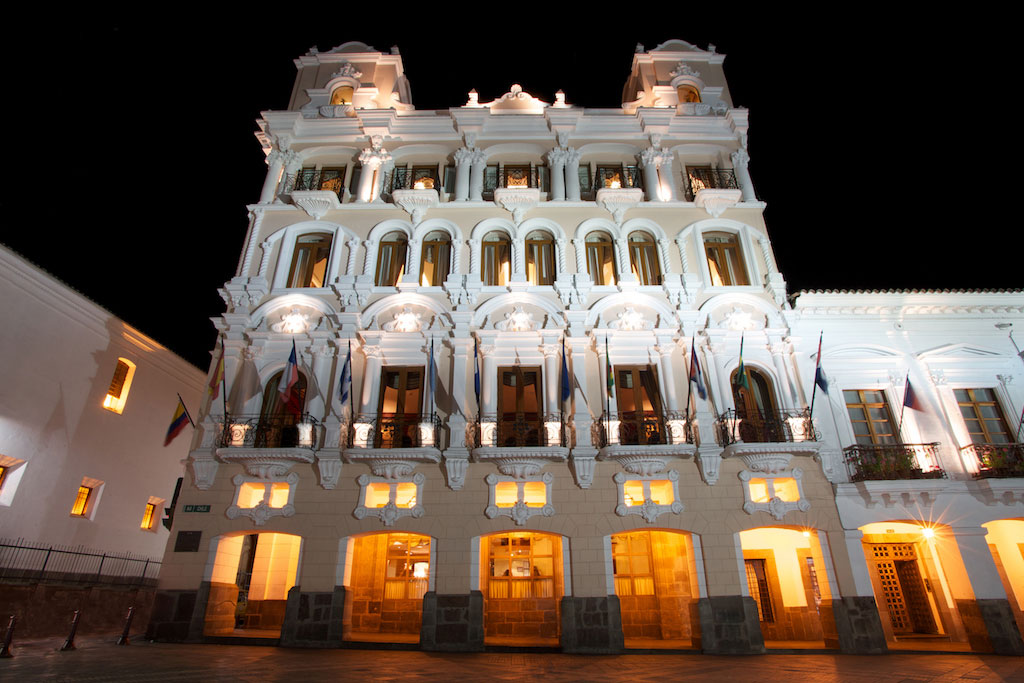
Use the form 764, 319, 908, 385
147, 40, 1024, 655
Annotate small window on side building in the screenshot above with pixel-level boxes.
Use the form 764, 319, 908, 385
103, 359, 136, 414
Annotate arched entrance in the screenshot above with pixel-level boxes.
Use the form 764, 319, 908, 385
610, 529, 701, 648
342, 532, 431, 643
203, 532, 303, 638
983, 519, 1024, 636
480, 531, 563, 646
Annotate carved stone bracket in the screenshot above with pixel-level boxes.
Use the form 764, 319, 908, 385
598, 444, 696, 475
344, 448, 442, 478
473, 447, 569, 478
188, 453, 219, 490
697, 451, 721, 485
289, 190, 343, 220
315, 453, 342, 489
493, 188, 540, 224
216, 448, 315, 479
443, 452, 469, 490
694, 188, 742, 217
595, 188, 644, 224
569, 451, 596, 489
392, 189, 439, 224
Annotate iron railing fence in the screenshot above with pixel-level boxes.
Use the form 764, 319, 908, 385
482, 167, 544, 199
0, 538, 161, 587
466, 412, 567, 448
582, 166, 644, 200
593, 411, 694, 448
685, 168, 739, 201
217, 414, 319, 449
714, 409, 818, 447
282, 169, 346, 200
383, 167, 442, 197
961, 443, 1024, 479
843, 443, 945, 482
347, 413, 442, 449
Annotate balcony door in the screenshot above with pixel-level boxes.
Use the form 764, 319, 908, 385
498, 367, 542, 447
257, 371, 307, 447
615, 366, 664, 445
377, 367, 424, 448
731, 367, 783, 442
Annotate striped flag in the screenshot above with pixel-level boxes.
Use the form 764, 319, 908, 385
474, 336, 481, 403
208, 346, 225, 399
278, 340, 301, 415
903, 376, 923, 412
339, 340, 352, 408
428, 338, 437, 411
688, 339, 706, 400
163, 396, 192, 446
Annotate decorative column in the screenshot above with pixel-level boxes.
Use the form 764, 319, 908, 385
306, 345, 333, 421
757, 236, 777, 275
469, 149, 487, 201
358, 346, 384, 420
564, 148, 581, 201
405, 237, 422, 285
443, 338, 473, 490
468, 239, 481, 276
657, 151, 677, 202
639, 148, 660, 202
675, 235, 691, 274
454, 147, 473, 201
237, 210, 265, 278
280, 151, 302, 200
655, 344, 679, 411
511, 238, 525, 282
555, 238, 567, 277
258, 241, 273, 278
572, 238, 587, 275
655, 238, 671, 277
361, 240, 377, 278
541, 344, 561, 415
259, 149, 285, 204
345, 238, 360, 276
614, 237, 631, 280
480, 345, 497, 416
731, 149, 757, 202
769, 341, 797, 411
356, 136, 391, 203
546, 148, 567, 201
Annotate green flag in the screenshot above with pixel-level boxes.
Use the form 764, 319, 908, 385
605, 336, 614, 399
734, 334, 750, 389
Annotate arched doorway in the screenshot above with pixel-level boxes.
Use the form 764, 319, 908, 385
983, 519, 1024, 636
203, 532, 303, 638
611, 529, 701, 648
481, 531, 563, 646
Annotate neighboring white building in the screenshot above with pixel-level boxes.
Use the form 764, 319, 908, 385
147, 40, 1024, 655
0, 244, 205, 569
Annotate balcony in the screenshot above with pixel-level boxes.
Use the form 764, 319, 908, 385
594, 411, 696, 473
468, 413, 569, 478
714, 409, 817, 447
383, 167, 441, 198
344, 413, 442, 479
214, 414, 319, 478
962, 443, 1024, 479
684, 168, 739, 201
844, 443, 945, 482
581, 166, 643, 201
283, 169, 346, 199
482, 167, 544, 201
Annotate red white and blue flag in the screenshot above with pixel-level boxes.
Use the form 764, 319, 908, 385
688, 339, 706, 400
278, 340, 301, 415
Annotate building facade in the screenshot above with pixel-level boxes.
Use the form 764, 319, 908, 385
146, 40, 1024, 655
0, 244, 205, 572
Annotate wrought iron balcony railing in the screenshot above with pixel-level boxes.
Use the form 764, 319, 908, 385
593, 411, 694, 448
684, 168, 738, 201
482, 167, 544, 200
714, 409, 817, 447
844, 443, 945, 482
582, 166, 644, 200
383, 167, 441, 198
283, 169, 346, 200
218, 414, 319, 449
962, 443, 1024, 479
467, 412, 567, 448
348, 413, 441, 449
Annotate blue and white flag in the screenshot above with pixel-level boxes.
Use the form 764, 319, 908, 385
561, 338, 571, 404
339, 340, 352, 407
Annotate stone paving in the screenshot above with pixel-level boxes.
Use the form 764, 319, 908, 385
1, 636, 1023, 682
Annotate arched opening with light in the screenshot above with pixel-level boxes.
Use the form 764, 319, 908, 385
480, 531, 563, 646
983, 519, 1024, 637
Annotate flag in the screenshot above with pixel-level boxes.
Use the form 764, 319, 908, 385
903, 376, 923, 412
278, 340, 301, 416
814, 332, 829, 395
561, 338, 571, 404
473, 336, 481, 403
208, 346, 225, 399
228, 356, 261, 413
688, 339, 706, 400
605, 336, 614, 398
733, 334, 750, 389
428, 338, 437, 411
339, 340, 352, 408
164, 397, 192, 446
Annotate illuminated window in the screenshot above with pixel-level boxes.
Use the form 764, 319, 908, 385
140, 503, 157, 530
375, 232, 408, 286
497, 366, 543, 447
747, 477, 799, 503
485, 473, 554, 525
486, 532, 557, 598
376, 367, 424, 448
596, 164, 641, 190
621, 479, 675, 506
411, 165, 438, 190
955, 388, 1013, 444
346, 533, 431, 641
419, 231, 451, 286
70, 486, 92, 516
226, 474, 298, 525
844, 390, 899, 445
287, 233, 332, 288
739, 470, 809, 520
703, 232, 748, 286
613, 471, 683, 523
615, 366, 664, 444
293, 167, 346, 197
102, 358, 136, 414
70, 477, 103, 519
354, 473, 425, 525
611, 532, 655, 596
677, 84, 701, 103
628, 231, 661, 285
482, 231, 511, 286
0, 455, 26, 507
330, 86, 354, 105
525, 231, 555, 285
586, 231, 617, 285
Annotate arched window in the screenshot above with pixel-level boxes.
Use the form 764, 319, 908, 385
703, 231, 748, 286
376, 232, 408, 286
586, 232, 617, 285
419, 231, 451, 286
628, 231, 661, 285
525, 230, 555, 286
482, 231, 511, 286
287, 233, 332, 288
730, 366, 784, 442
258, 370, 308, 447
677, 84, 701, 103
330, 86, 354, 105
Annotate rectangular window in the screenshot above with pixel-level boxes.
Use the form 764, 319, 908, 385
102, 358, 136, 414
844, 390, 899, 445
703, 232, 748, 286
377, 367, 425, 448
615, 365, 664, 444
140, 503, 156, 530
621, 479, 675, 506
71, 486, 92, 516
955, 388, 1012, 444
497, 367, 543, 447
612, 532, 655, 597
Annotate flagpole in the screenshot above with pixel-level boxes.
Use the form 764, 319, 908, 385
177, 393, 196, 428
219, 339, 228, 420
898, 371, 910, 440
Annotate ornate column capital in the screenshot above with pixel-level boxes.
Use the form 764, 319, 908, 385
454, 147, 475, 165
731, 148, 751, 168
546, 148, 568, 167
563, 147, 581, 164
541, 343, 561, 359
359, 135, 392, 168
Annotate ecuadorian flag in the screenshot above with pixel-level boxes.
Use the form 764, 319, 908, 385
164, 398, 191, 446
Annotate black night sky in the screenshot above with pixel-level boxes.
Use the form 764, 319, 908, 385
2, 11, 1012, 371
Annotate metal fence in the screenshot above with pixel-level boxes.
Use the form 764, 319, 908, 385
0, 538, 161, 587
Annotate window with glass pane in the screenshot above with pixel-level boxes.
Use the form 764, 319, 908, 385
498, 366, 542, 447
732, 367, 775, 418
843, 390, 899, 445
615, 365, 664, 444
482, 165, 499, 199
586, 232, 617, 285
71, 486, 91, 516
597, 164, 624, 189
504, 164, 531, 188
411, 165, 438, 190
385, 533, 431, 600
628, 231, 661, 285
745, 559, 775, 622
704, 232, 748, 286
419, 231, 451, 286
376, 232, 408, 286
377, 367, 423, 448
525, 231, 555, 285
140, 503, 156, 529
578, 166, 592, 194
443, 165, 456, 193
287, 233, 332, 288
482, 231, 511, 286
955, 388, 1013, 444
317, 167, 346, 196
487, 533, 555, 599
612, 532, 655, 597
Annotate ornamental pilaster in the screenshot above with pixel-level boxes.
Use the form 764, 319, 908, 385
564, 148, 581, 201
258, 241, 273, 278
469, 149, 487, 201
238, 210, 265, 278
675, 235, 691, 273
468, 239, 481, 275
639, 148, 661, 202
547, 148, 567, 201
572, 238, 587, 274
614, 237, 630, 280
453, 147, 473, 201
758, 236, 777, 274
730, 149, 757, 202
345, 238, 360, 275
656, 239, 671, 275
259, 149, 286, 204
362, 240, 377, 277
556, 238, 568, 275
654, 344, 680, 411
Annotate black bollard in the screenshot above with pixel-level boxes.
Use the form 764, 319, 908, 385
116, 606, 135, 646
0, 615, 15, 658
60, 610, 81, 651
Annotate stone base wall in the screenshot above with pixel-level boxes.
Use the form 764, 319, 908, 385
145, 583, 207, 642
420, 591, 484, 651
696, 596, 765, 654
202, 581, 238, 636
280, 586, 345, 647
824, 596, 887, 654
484, 596, 559, 640
244, 599, 287, 631
559, 596, 624, 654
760, 604, 824, 642
972, 598, 1024, 655
0, 583, 155, 640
